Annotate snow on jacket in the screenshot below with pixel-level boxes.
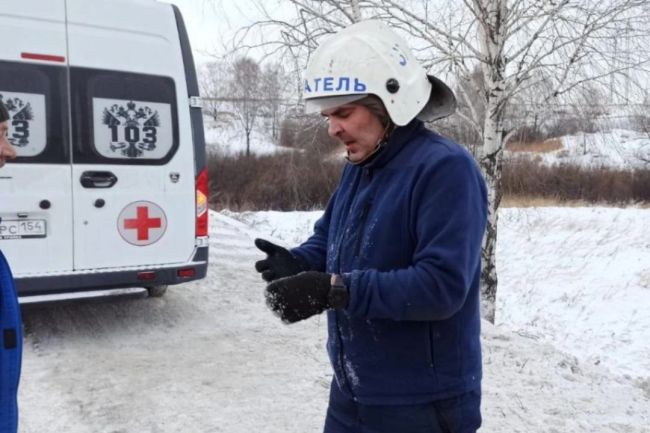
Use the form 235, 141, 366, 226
291, 119, 488, 405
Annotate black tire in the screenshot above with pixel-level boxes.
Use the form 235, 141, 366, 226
146, 285, 168, 297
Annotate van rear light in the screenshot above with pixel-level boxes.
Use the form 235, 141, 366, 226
177, 268, 195, 278
196, 167, 209, 237
137, 271, 156, 281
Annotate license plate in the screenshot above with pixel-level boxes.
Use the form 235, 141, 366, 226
0, 219, 47, 239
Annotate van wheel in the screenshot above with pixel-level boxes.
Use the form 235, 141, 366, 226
146, 285, 168, 297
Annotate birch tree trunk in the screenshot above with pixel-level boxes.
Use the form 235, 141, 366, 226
479, 110, 504, 323
475, 0, 507, 323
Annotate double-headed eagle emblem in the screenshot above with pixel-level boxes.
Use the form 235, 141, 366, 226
102, 101, 160, 158
0, 94, 34, 147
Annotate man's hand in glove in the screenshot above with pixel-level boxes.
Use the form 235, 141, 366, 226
265, 271, 339, 324
254, 238, 306, 282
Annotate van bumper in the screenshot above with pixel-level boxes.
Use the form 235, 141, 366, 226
15, 247, 208, 296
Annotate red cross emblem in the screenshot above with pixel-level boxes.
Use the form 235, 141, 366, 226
118, 201, 167, 246
124, 206, 161, 240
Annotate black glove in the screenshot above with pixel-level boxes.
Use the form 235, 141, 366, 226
254, 238, 306, 282
265, 271, 331, 324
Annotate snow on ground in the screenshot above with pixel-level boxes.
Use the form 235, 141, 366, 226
17, 208, 650, 432
496, 207, 650, 381
204, 117, 294, 156
220, 209, 323, 246
508, 129, 650, 169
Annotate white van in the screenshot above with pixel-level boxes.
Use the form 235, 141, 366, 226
0, 0, 209, 297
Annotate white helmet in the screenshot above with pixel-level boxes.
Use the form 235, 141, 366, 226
304, 20, 456, 126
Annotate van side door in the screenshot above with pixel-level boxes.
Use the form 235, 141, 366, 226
66, 0, 197, 270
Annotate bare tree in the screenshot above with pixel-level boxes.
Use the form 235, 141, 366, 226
260, 62, 291, 140
199, 61, 231, 121
228, 56, 263, 156
200, 56, 292, 148
226, 0, 650, 322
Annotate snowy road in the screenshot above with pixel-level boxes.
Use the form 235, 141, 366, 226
17, 211, 649, 432
19, 213, 331, 432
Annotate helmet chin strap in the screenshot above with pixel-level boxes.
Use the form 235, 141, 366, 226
345, 122, 395, 166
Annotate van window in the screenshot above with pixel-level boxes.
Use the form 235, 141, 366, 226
71, 68, 178, 165
0, 61, 69, 164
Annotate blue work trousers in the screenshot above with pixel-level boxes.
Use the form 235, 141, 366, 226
323, 382, 481, 433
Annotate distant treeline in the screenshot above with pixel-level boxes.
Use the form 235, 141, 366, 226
503, 157, 650, 204
207, 154, 650, 211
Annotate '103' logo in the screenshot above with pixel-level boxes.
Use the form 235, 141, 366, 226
102, 101, 160, 158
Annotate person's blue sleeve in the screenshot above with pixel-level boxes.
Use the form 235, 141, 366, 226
0, 250, 22, 433
345, 154, 488, 321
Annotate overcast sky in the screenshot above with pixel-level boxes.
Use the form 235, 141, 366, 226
165, 0, 286, 65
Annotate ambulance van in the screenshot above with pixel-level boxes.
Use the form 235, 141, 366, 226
0, 0, 209, 297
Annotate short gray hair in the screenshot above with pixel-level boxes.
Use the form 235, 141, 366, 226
354, 95, 391, 129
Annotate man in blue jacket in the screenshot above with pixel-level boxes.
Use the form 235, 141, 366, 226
255, 20, 487, 433
1, 101, 21, 433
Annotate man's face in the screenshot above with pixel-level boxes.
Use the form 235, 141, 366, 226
0, 120, 17, 168
322, 103, 384, 163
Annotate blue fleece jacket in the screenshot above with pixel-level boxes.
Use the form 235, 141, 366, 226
292, 119, 487, 405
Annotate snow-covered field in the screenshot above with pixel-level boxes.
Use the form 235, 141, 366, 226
497, 207, 650, 380
204, 117, 293, 156
206, 112, 650, 171
17, 207, 650, 432
507, 129, 650, 169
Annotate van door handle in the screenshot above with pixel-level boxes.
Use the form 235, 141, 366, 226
80, 171, 118, 188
